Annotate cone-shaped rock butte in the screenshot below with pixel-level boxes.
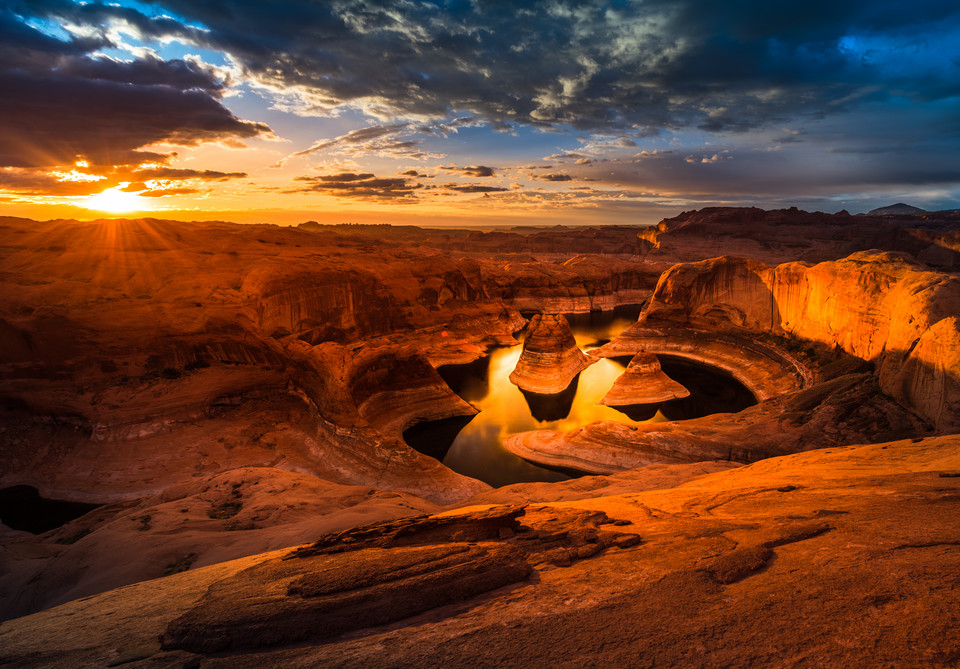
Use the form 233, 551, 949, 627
403, 306, 757, 486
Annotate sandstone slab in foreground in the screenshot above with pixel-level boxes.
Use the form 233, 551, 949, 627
3, 437, 959, 668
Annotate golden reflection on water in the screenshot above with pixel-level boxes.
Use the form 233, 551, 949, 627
440, 312, 670, 485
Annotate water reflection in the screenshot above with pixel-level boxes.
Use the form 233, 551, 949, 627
519, 376, 580, 422
403, 307, 756, 487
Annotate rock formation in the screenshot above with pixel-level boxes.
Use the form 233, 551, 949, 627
867, 202, 927, 215
631, 252, 960, 431
505, 372, 924, 474
598, 352, 690, 406
2, 207, 960, 654
509, 314, 597, 394
159, 505, 639, 653
3, 436, 958, 668
637, 206, 960, 265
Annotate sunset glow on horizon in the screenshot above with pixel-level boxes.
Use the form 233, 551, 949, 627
3, 1, 959, 226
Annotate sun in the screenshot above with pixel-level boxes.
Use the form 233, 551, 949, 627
81, 185, 149, 214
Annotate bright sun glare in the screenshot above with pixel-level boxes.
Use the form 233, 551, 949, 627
81, 185, 147, 213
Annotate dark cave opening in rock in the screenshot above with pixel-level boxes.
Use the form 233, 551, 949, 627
0, 486, 102, 534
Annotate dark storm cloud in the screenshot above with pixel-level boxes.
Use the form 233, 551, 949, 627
581, 140, 960, 199
9, 0, 960, 206
27, 0, 958, 135
537, 173, 575, 182
290, 172, 423, 200
0, 6, 271, 169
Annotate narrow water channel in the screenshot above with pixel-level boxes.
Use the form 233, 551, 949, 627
404, 307, 757, 487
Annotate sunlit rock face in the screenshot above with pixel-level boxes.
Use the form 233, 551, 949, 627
642, 252, 960, 431
509, 314, 597, 394
2, 208, 959, 634
599, 352, 689, 406
505, 372, 924, 474
482, 255, 662, 314
5, 436, 959, 668
638, 206, 960, 265
515, 249, 958, 475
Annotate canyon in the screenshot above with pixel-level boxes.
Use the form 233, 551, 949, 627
1, 207, 959, 667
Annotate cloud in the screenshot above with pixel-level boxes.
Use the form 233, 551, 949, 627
8, 0, 960, 209
537, 173, 574, 182
544, 152, 596, 165
137, 186, 201, 197
441, 165, 496, 177
0, 7, 272, 172
129, 168, 247, 181
288, 122, 446, 163
290, 172, 423, 200
0, 167, 107, 196
444, 184, 509, 193
30, 0, 956, 138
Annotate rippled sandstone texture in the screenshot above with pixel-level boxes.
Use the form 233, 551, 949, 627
509, 314, 597, 393
640, 252, 960, 431
508, 249, 960, 474
598, 352, 690, 406
1, 207, 959, 650
2, 436, 958, 668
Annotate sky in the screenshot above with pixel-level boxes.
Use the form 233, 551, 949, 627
2, 0, 960, 226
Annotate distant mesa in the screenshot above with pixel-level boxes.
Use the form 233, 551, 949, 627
509, 314, 597, 394
599, 352, 690, 407
866, 203, 927, 216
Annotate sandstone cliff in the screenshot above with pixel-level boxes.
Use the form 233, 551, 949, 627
635, 252, 960, 431
3, 436, 958, 668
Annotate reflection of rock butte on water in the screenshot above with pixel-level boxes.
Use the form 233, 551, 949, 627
509, 314, 597, 394
599, 352, 690, 406
519, 375, 580, 422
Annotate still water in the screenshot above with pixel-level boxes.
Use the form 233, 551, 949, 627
403, 306, 756, 487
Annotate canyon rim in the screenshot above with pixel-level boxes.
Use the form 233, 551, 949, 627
3, 0, 960, 666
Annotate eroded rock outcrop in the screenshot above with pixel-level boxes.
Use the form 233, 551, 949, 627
505, 372, 926, 474
639, 206, 960, 265
593, 325, 808, 401
0, 467, 442, 623
599, 352, 690, 407
159, 505, 640, 653
4, 437, 960, 668
509, 314, 597, 394
631, 252, 960, 430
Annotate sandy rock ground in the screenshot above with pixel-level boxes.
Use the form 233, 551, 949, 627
1, 436, 958, 668
2, 209, 960, 667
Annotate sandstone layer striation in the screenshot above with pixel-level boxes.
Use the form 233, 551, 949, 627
2, 208, 959, 635
598, 352, 690, 406
2, 436, 958, 668
509, 314, 597, 394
